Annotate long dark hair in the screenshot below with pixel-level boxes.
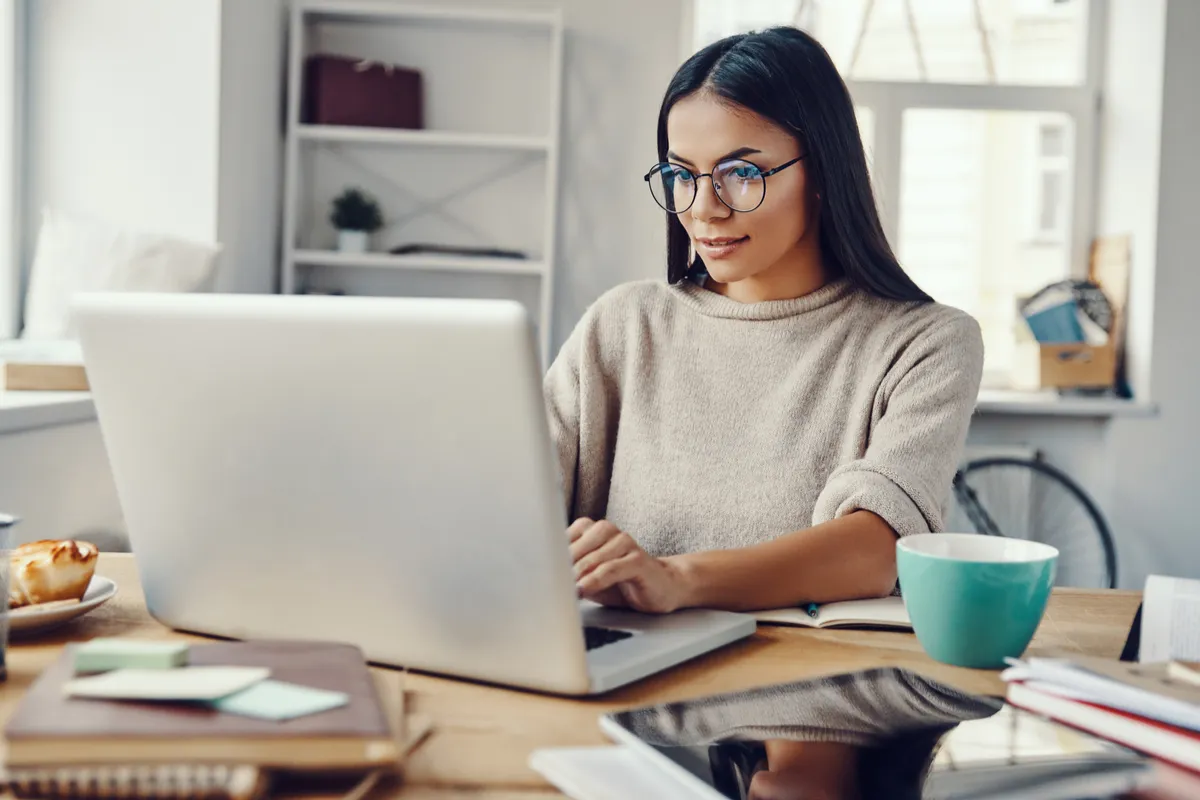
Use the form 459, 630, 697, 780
657, 27, 931, 303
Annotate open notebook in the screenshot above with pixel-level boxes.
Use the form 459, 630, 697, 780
753, 596, 911, 630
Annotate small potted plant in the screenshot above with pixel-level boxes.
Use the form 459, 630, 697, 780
330, 187, 383, 253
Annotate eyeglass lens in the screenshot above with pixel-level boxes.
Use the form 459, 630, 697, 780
647, 159, 766, 213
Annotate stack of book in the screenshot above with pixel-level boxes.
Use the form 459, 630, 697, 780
1003, 655, 1200, 776
1, 640, 428, 800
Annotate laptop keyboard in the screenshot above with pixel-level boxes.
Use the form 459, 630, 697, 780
584, 626, 634, 651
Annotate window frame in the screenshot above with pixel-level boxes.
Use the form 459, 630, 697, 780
0, 0, 22, 341
1031, 117, 1072, 244
845, 0, 1106, 292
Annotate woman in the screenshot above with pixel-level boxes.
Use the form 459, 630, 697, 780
544, 27, 983, 615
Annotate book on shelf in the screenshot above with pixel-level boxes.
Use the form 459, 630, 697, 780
753, 595, 911, 631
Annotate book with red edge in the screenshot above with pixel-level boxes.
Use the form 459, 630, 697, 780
1007, 680, 1200, 776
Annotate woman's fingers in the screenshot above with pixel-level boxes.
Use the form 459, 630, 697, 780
573, 531, 636, 580
566, 517, 593, 544
576, 551, 644, 596
568, 519, 622, 563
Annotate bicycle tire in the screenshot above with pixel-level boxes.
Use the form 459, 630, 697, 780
952, 456, 1118, 589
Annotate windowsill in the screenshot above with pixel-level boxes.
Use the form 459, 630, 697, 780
0, 390, 96, 434
0, 388, 1159, 434
976, 388, 1158, 418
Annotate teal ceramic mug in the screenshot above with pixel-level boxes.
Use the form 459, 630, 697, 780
897, 533, 1058, 669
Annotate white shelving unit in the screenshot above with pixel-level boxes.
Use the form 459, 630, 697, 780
281, 1, 565, 362
291, 249, 549, 276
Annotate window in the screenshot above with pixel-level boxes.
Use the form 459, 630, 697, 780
1033, 119, 1070, 242
692, 0, 1105, 387
0, 0, 20, 340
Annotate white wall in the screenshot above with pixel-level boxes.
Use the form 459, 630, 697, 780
0, 420, 126, 550
1102, 0, 1200, 588
0, 2, 19, 340
1095, 0, 1167, 401
216, 0, 287, 293
23, 0, 285, 297
23, 0, 223, 292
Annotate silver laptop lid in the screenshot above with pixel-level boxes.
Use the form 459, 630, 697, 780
74, 292, 592, 694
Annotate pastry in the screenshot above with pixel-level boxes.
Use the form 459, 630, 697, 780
8, 539, 98, 609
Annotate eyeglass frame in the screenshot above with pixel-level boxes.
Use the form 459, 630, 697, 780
643, 154, 807, 214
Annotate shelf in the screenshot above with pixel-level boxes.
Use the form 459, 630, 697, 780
296, 125, 551, 152
292, 250, 548, 277
975, 389, 1158, 418
0, 391, 95, 435
296, 1, 560, 30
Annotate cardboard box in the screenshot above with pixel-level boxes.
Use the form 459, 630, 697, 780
1012, 341, 1117, 391
2, 361, 89, 391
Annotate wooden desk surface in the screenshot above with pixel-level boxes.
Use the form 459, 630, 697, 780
1, 554, 1141, 798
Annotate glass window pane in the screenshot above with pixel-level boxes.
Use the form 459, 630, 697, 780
692, 0, 1090, 86
1039, 171, 1064, 233
897, 109, 1074, 385
1039, 123, 1067, 158
855, 105, 875, 174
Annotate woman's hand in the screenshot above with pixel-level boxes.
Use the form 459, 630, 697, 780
568, 518, 690, 614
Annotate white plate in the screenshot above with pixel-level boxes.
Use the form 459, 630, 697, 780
7, 576, 118, 636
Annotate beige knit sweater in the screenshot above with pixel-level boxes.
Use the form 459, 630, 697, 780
543, 278, 984, 556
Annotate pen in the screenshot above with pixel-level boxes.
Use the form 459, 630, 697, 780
804, 602, 819, 619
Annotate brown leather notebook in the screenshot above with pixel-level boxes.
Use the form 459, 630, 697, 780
4, 640, 400, 769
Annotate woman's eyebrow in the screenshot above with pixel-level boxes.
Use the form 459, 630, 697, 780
666, 146, 764, 166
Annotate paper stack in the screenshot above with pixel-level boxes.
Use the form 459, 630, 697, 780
1002, 655, 1200, 775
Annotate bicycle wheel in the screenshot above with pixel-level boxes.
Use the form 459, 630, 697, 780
948, 457, 1117, 589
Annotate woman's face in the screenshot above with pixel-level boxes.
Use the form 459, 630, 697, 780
665, 92, 817, 289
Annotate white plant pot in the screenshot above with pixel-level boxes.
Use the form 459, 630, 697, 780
337, 230, 370, 253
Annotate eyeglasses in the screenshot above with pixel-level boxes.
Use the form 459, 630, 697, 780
643, 155, 805, 214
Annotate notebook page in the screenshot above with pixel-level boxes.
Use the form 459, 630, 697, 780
1141, 575, 1200, 663
819, 596, 911, 628
751, 607, 818, 627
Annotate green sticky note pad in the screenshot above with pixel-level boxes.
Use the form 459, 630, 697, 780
74, 639, 190, 674
209, 680, 349, 721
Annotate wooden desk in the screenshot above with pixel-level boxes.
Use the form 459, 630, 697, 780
2, 555, 1141, 798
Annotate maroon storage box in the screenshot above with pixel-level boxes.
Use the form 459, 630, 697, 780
303, 54, 424, 129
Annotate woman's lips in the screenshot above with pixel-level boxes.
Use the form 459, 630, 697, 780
696, 236, 749, 259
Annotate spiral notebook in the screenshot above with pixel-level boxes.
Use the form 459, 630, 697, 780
0, 763, 268, 800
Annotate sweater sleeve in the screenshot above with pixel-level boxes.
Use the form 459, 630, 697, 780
542, 296, 623, 523
812, 313, 985, 537
543, 321, 583, 520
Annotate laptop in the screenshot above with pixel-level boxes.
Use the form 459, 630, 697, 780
73, 292, 756, 695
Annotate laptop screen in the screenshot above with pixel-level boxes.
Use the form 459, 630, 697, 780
603, 667, 1146, 799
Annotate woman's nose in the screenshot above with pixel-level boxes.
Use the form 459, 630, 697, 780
690, 176, 731, 222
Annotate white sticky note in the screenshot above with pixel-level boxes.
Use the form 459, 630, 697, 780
64, 666, 271, 701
